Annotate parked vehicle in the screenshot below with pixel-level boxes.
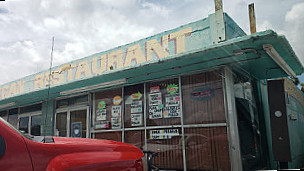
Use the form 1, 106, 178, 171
0, 117, 147, 171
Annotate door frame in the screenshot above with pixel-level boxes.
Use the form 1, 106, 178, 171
55, 105, 90, 138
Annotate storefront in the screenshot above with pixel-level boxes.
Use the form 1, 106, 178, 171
0, 11, 303, 170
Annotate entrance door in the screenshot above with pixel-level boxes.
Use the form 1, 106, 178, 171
55, 107, 89, 138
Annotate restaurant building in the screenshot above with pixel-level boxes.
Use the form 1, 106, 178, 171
0, 6, 303, 170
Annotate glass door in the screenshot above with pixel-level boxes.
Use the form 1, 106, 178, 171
56, 112, 67, 137
70, 109, 87, 138
55, 108, 88, 138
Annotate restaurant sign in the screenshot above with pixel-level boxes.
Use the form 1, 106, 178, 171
0, 16, 216, 100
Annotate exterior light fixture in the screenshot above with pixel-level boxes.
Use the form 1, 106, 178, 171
0, 102, 16, 109
263, 44, 296, 78
60, 78, 127, 96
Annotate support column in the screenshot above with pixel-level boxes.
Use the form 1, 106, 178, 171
41, 100, 55, 136
223, 67, 242, 171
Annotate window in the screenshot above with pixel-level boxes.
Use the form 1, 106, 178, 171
8, 108, 18, 128
94, 88, 122, 142
0, 110, 7, 121
146, 78, 181, 126
18, 114, 42, 136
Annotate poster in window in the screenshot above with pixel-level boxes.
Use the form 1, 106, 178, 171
163, 105, 180, 118
95, 121, 110, 129
149, 93, 162, 106
71, 122, 82, 137
131, 101, 143, 113
150, 86, 160, 93
111, 117, 121, 129
149, 129, 179, 139
111, 105, 121, 117
165, 93, 180, 106
96, 109, 107, 121
131, 113, 142, 126
149, 105, 163, 119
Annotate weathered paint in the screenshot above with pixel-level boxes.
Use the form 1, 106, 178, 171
0, 16, 207, 100
284, 78, 304, 168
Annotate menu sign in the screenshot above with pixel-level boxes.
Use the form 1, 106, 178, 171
131, 101, 143, 113
149, 93, 162, 106
165, 94, 180, 106
164, 106, 180, 118
111, 106, 122, 117
149, 105, 162, 119
131, 113, 142, 126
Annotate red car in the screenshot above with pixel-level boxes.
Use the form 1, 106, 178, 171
0, 117, 146, 171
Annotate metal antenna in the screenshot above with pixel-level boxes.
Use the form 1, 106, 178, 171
44, 37, 54, 142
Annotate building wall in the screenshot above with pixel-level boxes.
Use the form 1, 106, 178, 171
284, 79, 304, 168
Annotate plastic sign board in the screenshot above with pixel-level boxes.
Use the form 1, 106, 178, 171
71, 122, 82, 137
150, 129, 179, 139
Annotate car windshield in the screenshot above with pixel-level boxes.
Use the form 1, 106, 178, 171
0, 116, 33, 140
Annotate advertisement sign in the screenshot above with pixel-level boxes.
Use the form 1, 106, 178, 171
95, 121, 109, 129
113, 96, 122, 105
149, 129, 179, 139
111, 117, 121, 129
163, 106, 180, 118
111, 105, 122, 117
167, 84, 178, 94
97, 101, 106, 109
96, 109, 107, 121
191, 88, 213, 101
131, 101, 143, 113
131, 92, 142, 100
71, 122, 82, 137
165, 94, 180, 106
150, 86, 160, 93
149, 105, 162, 119
149, 93, 162, 106
131, 114, 142, 126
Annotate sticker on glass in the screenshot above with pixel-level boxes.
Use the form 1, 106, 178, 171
149, 93, 162, 106
97, 101, 106, 109
113, 96, 122, 105
150, 86, 160, 93
96, 109, 107, 121
131, 92, 142, 100
163, 106, 180, 118
95, 121, 109, 129
111, 105, 121, 117
149, 105, 162, 119
131, 113, 142, 126
131, 101, 143, 113
71, 122, 82, 137
165, 94, 180, 106
149, 129, 179, 139
167, 84, 178, 94
111, 117, 121, 129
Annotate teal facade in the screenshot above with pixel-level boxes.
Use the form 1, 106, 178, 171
0, 12, 304, 170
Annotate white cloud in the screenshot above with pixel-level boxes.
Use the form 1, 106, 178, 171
0, 0, 303, 85
284, 2, 304, 64
43, 17, 64, 29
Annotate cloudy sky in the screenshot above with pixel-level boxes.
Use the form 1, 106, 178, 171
0, 0, 303, 85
